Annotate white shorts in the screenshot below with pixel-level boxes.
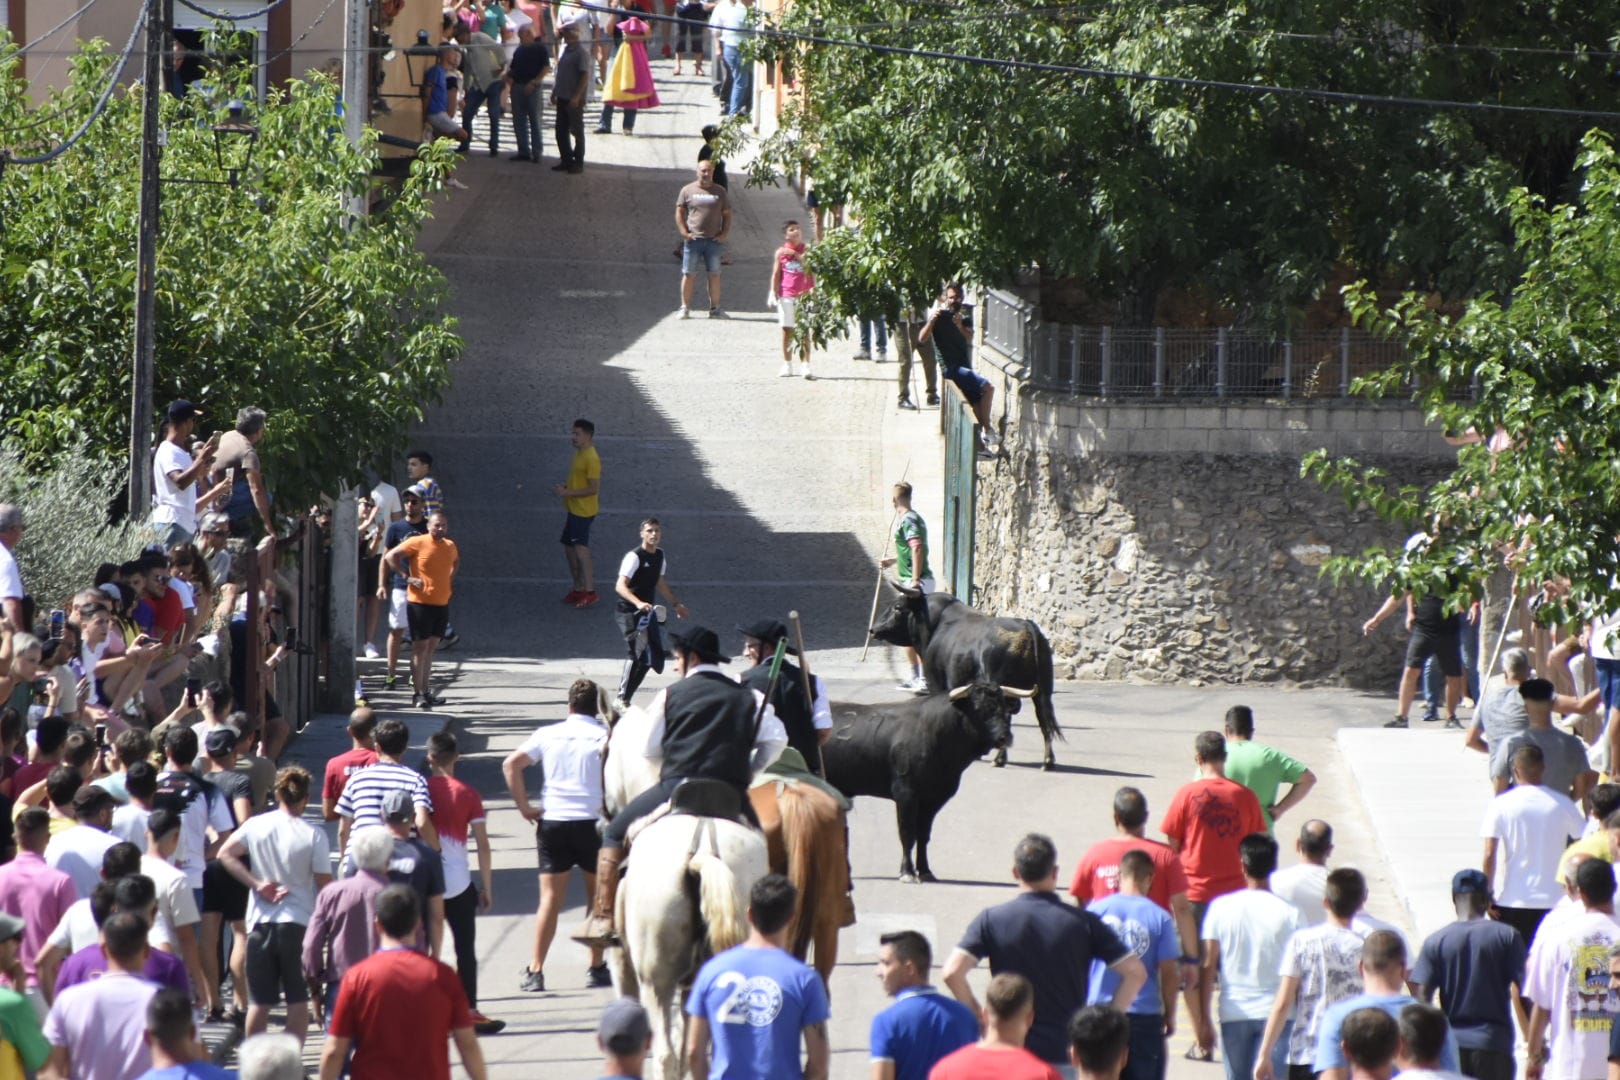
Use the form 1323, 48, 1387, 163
388, 587, 408, 631
776, 296, 798, 328
426, 111, 461, 136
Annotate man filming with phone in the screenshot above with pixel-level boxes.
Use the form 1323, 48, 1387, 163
150, 400, 225, 549
918, 284, 998, 456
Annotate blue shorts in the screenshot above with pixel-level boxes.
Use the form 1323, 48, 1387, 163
1597, 657, 1620, 710
560, 512, 595, 546
943, 364, 990, 405
682, 237, 723, 275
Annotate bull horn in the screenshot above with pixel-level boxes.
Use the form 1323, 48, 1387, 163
891, 578, 923, 597
947, 685, 972, 701
1000, 686, 1036, 699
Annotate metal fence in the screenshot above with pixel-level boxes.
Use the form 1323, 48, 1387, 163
982, 289, 1411, 401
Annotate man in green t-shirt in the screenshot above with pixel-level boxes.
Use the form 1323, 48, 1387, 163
0, 911, 49, 1076
1222, 705, 1316, 834
879, 481, 934, 694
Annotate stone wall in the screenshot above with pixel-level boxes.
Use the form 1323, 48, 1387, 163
971, 393, 1456, 687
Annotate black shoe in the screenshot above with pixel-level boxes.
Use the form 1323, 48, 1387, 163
551, 161, 572, 171
1384, 715, 1409, 728
520, 967, 545, 993
567, 164, 584, 174
926, 392, 940, 406
418, 694, 434, 710
439, 629, 460, 650
1444, 714, 1464, 729
471, 1011, 506, 1034
586, 963, 612, 988
410, 692, 420, 708
593, 126, 612, 134
488, 147, 499, 157
898, 397, 917, 410
509, 152, 532, 161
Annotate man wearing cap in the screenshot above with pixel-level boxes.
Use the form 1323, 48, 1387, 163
371, 789, 447, 958
0, 910, 48, 1076
598, 997, 652, 1079
44, 786, 121, 899
1412, 868, 1525, 1080
613, 517, 689, 708
150, 400, 221, 549
378, 485, 429, 693
1493, 679, 1597, 802
737, 619, 830, 776
574, 624, 788, 948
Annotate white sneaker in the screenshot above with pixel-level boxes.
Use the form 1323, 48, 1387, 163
447, 177, 469, 190
779, 361, 793, 377
797, 362, 812, 379
363, 643, 380, 660
679, 306, 691, 319
897, 675, 928, 694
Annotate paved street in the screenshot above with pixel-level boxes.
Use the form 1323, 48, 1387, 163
271, 64, 1451, 1080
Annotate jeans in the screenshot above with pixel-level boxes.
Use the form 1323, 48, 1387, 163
858, 318, 887, 356
724, 44, 750, 116
1220, 1019, 1274, 1080
511, 84, 543, 158
555, 99, 585, 164
598, 100, 637, 132
461, 83, 504, 152
444, 884, 480, 1008
1124, 1013, 1166, 1080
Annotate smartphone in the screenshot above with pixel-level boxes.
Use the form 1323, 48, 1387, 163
93, 723, 107, 749
283, 627, 298, 649
185, 677, 202, 705
48, 609, 64, 641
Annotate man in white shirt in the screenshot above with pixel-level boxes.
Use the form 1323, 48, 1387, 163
1271, 819, 1334, 928
0, 503, 25, 630
1524, 859, 1620, 1079
1200, 833, 1304, 1080
45, 786, 122, 899
1481, 743, 1586, 948
149, 400, 219, 549
143, 809, 206, 1004
713, 0, 754, 118
503, 678, 613, 993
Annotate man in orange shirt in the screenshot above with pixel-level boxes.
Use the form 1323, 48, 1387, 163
383, 513, 460, 709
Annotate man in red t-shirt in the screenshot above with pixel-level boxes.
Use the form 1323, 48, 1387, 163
321, 708, 379, 821
929, 973, 1061, 1080
320, 885, 487, 1080
425, 729, 502, 1036
1159, 731, 1266, 919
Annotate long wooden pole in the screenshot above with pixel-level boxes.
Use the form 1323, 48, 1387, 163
859, 458, 910, 662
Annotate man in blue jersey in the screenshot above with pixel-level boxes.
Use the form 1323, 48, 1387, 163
870, 929, 976, 1080
1087, 849, 1181, 1080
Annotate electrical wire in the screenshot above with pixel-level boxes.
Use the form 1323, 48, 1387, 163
2, 0, 105, 57
175, 0, 292, 22
2, 0, 152, 166
259, 0, 340, 71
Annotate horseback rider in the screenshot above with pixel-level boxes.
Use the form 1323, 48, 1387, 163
573, 624, 788, 948
737, 619, 831, 777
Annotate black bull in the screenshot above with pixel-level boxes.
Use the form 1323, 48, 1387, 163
821, 681, 1024, 882
869, 589, 1063, 769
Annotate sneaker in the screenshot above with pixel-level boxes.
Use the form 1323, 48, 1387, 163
679, 306, 692, 319
471, 1011, 507, 1035
363, 643, 380, 659
439, 629, 460, 650
418, 694, 434, 710
447, 177, 469, 190
383, 675, 397, 691
898, 397, 917, 410
561, 589, 583, 604
709, 307, 727, 319
520, 967, 546, 992
410, 692, 420, 708
797, 362, 812, 379
874, 352, 889, 363
1444, 714, 1464, 729
1420, 706, 1439, 723
926, 392, 940, 406
574, 591, 600, 608
1384, 715, 1409, 729
896, 676, 928, 694
586, 963, 612, 988
779, 361, 793, 377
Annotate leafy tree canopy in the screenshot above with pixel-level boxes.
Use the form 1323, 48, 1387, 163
749, 0, 1620, 329
0, 37, 462, 512
1304, 131, 1620, 627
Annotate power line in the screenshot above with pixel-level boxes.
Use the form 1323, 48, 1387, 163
259, 0, 339, 70
2, 0, 105, 57
2, 0, 152, 166
174, 0, 291, 22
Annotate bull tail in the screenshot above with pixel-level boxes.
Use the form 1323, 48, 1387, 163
1031, 621, 1064, 743
689, 851, 750, 956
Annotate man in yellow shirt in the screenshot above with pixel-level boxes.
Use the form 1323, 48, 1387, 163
555, 419, 603, 609
384, 513, 459, 709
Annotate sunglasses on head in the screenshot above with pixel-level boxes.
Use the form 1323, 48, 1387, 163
77, 604, 107, 616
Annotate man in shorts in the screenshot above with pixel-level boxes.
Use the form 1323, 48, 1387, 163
1361, 530, 1468, 729
768, 220, 814, 379
383, 511, 458, 709
675, 160, 733, 319
556, 419, 602, 609
377, 486, 428, 693
919, 283, 997, 455
502, 678, 612, 992
421, 44, 471, 147
879, 481, 934, 693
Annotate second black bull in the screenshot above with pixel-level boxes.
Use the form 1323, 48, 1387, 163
821, 681, 1027, 882
869, 588, 1063, 769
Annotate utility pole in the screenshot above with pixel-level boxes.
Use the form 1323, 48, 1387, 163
130, 0, 171, 517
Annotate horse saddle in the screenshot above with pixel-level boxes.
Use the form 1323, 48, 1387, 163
669, 778, 744, 819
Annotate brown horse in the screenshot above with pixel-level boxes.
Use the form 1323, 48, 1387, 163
748, 779, 852, 988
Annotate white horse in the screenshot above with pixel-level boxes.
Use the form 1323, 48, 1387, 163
602, 703, 770, 1080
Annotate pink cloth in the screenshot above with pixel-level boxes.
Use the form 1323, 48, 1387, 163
606, 17, 660, 109
0, 852, 78, 985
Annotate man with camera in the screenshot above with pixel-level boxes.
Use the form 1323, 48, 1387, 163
918, 284, 997, 454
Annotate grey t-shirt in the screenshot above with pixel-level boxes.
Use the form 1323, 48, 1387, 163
1477, 685, 1530, 776
553, 40, 592, 101
1493, 725, 1590, 797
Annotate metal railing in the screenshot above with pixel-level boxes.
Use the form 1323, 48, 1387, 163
982, 289, 1411, 401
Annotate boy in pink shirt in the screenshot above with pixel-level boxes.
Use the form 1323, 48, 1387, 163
768, 221, 816, 379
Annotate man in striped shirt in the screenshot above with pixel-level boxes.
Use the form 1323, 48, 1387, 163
335, 719, 438, 862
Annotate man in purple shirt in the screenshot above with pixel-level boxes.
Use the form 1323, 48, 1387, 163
43, 912, 161, 1080
54, 875, 191, 997
302, 824, 391, 1027
0, 809, 77, 995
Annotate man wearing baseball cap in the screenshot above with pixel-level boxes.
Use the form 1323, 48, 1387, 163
44, 786, 120, 899
151, 399, 220, 549
373, 789, 447, 960
597, 997, 652, 1079
1411, 868, 1525, 1080
0, 911, 48, 1075
574, 624, 787, 948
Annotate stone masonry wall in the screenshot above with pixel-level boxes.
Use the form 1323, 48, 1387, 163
971, 397, 1455, 687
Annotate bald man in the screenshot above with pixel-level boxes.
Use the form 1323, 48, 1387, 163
1270, 820, 1333, 927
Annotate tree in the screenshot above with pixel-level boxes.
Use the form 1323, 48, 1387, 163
1304, 130, 1620, 629
747, 1, 1620, 332
0, 39, 462, 512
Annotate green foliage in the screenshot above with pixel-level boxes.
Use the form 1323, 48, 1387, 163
1303, 131, 1620, 623
747, 0, 1617, 326
0, 39, 462, 511
0, 443, 148, 612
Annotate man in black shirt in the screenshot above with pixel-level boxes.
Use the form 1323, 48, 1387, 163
1361, 531, 1470, 729
918, 283, 997, 454
505, 25, 552, 163
611, 518, 689, 708
736, 619, 829, 776
573, 625, 786, 947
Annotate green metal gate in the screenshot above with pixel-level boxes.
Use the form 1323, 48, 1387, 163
940, 397, 977, 602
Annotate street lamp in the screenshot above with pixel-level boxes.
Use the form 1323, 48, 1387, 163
403, 30, 440, 87
211, 100, 259, 189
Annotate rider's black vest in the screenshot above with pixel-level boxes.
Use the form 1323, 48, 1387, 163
741, 660, 819, 775
659, 671, 757, 789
